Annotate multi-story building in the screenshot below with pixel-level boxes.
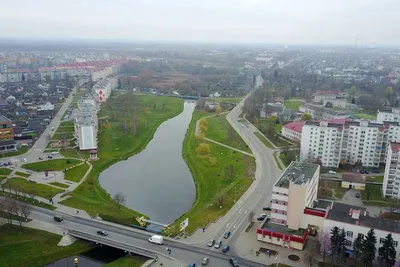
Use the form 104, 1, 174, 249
74, 96, 99, 151
383, 142, 400, 198
93, 76, 117, 102
300, 120, 400, 168
257, 161, 326, 250
313, 90, 344, 103
377, 108, 400, 123
282, 121, 304, 142
0, 114, 16, 153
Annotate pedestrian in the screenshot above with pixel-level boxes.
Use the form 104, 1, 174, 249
203, 227, 205, 233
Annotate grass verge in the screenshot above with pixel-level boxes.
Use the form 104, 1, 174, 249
0, 224, 91, 267
168, 111, 255, 235
15, 171, 30, 178
0, 191, 56, 210
3, 178, 64, 200
61, 95, 184, 225
22, 159, 81, 172
49, 182, 70, 189
64, 163, 90, 183
0, 167, 13, 175
254, 132, 274, 148
273, 152, 283, 170
206, 114, 252, 153
0, 147, 29, 158
284, 100, 303, 111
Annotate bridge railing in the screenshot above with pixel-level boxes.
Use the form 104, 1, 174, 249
68, 230, 157, 259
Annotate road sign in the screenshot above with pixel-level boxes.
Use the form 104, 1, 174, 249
180, 218, 189, 232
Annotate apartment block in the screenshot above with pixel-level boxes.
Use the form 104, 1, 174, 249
300, 120, 400, 168
377, 108, 400, 123
383, 143, 400, 198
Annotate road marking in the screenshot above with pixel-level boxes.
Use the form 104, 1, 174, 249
238, 209, 242, 213
226, 223, 230, 228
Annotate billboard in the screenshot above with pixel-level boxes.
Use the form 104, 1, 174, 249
180, 218, 189, 232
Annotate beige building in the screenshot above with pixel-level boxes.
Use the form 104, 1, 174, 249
341, 173, 366, 190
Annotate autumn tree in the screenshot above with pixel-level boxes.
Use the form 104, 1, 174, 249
301, 113, 313, 121
196, 143, 210, 155
113, 192, 126, 210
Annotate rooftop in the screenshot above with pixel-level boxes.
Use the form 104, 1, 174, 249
283, 121, 304, 133
313, 199, 333, 210
342, 173, 366, 184
274, 161, 320, 189
0, 114, 11, 123
326, 202, 400, 233
261, 220, 305, 237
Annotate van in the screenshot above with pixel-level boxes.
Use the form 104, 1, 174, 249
148, 235, 163, 245
54, 216, 63, 222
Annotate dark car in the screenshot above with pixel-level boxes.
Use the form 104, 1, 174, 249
188, 263, 196, 267
257, 214, 267, 221
214, 240, 222, 249
207, 239, 215, 247
53, 216, 63, 222
360, 169, 365, 174
262, 206, 271, 211
355, 193, 361, 198
229, 258, 239, 267
48, 155, 53, 159
97, 230, 108, 236
222, 245, 230, 253
39, 157, 43, 160
224, 231, 231, 239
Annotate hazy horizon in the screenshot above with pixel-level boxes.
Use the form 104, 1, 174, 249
1, 0, 399, 46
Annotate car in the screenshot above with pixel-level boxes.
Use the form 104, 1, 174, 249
257, 216, 265, 221
207, 239, 215, 247
7, 161, 11, 165
48, 155, 53, 159
328, 170, 336, 174
22, 158, 27, 163
355, 193, 361, 198
360, 169, 365, 174
38, 157, 43, 160
229, 258, 239, 267
201, 257, 209, 265
262, 206, 271, 211
224, 231, 231, 239
214, 240, 222, 249
188, 263, 196, 267
222, 245, 230, 253
97, 230, 108, 236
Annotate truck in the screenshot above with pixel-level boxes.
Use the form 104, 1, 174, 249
148, 235, 163, 245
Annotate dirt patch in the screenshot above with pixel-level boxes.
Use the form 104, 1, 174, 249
288, 254, 301, 262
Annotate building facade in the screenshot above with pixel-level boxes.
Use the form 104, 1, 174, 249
282, 121, 304, 142
383, 142, 400, 198
377, 108, 400, 123
0, 115, 16, 153
300, 120, 400, 168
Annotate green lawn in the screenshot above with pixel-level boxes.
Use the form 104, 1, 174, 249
254, 132, 273, 148
169, 111, 255, 235
22, 159, 81, 172
15, 171, 30, 178
362, 184, 383, 202
206, 97, 243, 103
3, 178, 64, 200
0, 191, 56, 210
60, 121, 74, 127
65, 163, 90, 183
0, 147, 29, 158
0, 167, 13, 175
279, 153, 289, 167
56, 126, 75, 134
51, 132, 74, 141
367, 176, 384, 183
0, 224, 91, 267
49, 182, 70, 189
103, 255, 148, 267
206, 114, 252, 153
284, 100, 303, 111
61, 95, 184, 225
353, 113, 376, 120
273, 152, 283, 170
0, 176, 6, 182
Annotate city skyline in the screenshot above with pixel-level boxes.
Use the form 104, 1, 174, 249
0, 0, 399, 46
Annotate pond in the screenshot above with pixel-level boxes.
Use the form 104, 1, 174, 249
99, 101, 196, 224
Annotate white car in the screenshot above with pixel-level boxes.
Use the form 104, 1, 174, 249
22, 158, 28, 163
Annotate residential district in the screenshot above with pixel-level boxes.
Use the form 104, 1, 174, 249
1, 43, 400, 267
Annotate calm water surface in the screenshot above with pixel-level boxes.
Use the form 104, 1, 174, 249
99, 101, 196, 224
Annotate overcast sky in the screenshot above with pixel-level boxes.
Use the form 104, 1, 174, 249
0, 0, 399, 45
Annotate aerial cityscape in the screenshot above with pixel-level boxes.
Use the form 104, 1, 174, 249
1, 1, 400, 267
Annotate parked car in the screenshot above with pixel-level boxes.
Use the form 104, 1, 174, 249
201, 257, 209, 265
229, 258, 239, 267
207, 239, 215, 247
224, 232, 231, 239
355, 193, 361, 198
188, 263, 196, 267
48, 155, 53, 159
214, 240, 222, 249
22, 158, 27, 163
39, 157, 43, 160
262, 206, 271, 211
97, 230, 108, 236
222, 245, 230, 253
257, 213, 267, 221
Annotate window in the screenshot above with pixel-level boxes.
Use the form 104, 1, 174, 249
358, 233, 364, 239
344, 240, 352, 246
380, 238, 385, 244
346, 231, 353, 238
394, 241, 398, 247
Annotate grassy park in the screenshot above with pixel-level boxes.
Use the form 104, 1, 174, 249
0, 224, 91, 267
64, 163, 90, 182
3, 178, 64, 199
61, 94, 184, 225
14, 171, 30, 178
169, 111, 255, 235
22, 159, 81, 172
206, 113, 252, 153
284, 100, 303, 111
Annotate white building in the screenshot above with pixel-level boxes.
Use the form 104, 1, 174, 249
323, 202, 400, 257
323, 99, 347, 108
300, 120, 400, 168
93, 76, 117, 103
383, 142, 400, 199
37, 101, 55, 111
377, 108, 400, 123
74, 112, 97, 151
282, 121, 304, 142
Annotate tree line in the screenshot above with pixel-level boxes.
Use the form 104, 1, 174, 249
0, 197, 33, 227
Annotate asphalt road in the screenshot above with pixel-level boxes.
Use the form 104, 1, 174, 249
28, 206, 267, 267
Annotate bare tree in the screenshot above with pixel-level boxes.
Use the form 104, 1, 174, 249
248, 210, 255, 223
19, 203, 32, 223
0, 198, 6, 224
364, 184, 374, 202
4, 199, 16, 225
319, 232, 331, 263
113, 192, 126, 210
13, 202, 24, 227
216, 194, 224, 208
